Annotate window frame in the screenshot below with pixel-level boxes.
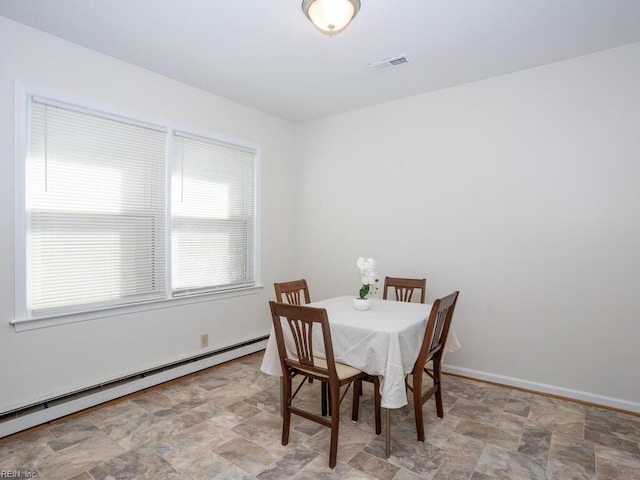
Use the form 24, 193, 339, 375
13, 82, 262, 332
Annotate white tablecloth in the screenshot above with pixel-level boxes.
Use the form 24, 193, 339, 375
260, 296, 461, 409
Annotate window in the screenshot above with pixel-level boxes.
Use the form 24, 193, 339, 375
14, 87, 259, 329
27, 98, 168, 317
171, 132, 256, 294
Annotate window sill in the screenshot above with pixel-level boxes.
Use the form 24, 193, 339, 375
11, 285, 264, 332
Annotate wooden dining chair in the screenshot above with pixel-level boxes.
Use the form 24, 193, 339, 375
269, 301, 381, 468
382, 276, 427, 303
353, 291, 458, 447
274, 278, 325, 410
274, 279, 311, 305
408, 290, 459, 441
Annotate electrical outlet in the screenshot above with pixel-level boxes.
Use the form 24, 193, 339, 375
200, 334, 208, 348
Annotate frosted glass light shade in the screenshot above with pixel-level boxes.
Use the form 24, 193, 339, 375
302, 0, 361, 36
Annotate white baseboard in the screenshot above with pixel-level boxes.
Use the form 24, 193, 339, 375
0, 340, 267, 439
443, 364, 640, 414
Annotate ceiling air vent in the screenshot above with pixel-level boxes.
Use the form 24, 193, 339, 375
368, 54, 409, 73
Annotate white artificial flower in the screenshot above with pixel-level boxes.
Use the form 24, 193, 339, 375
357, 257, 375, 272
361, 274, 376, 285
356, 256, 379, 299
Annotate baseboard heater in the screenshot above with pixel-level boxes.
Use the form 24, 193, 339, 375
0, 336, 269, 439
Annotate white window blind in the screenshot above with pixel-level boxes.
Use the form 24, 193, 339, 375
27, 98, 167, 317
172, 132, 256, 294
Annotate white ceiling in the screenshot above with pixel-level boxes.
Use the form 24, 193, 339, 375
2, 0, 640, 123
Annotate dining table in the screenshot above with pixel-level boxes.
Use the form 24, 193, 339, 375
260, 295, 461, 457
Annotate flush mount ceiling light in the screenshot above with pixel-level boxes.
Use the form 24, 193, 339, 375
302, 0, 361, 36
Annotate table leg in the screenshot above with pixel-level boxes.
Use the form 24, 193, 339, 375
385, 408, 391, 458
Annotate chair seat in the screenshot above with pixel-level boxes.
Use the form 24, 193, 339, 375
295, 357, 363, 380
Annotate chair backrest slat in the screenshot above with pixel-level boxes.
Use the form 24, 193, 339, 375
383, 276, 426, 303
287, 316, 314, 366
274, 279, 311, 305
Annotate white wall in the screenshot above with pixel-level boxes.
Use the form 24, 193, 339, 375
0, 17, 296, 414
293, 42, 640, 411
2, 15, 638, 417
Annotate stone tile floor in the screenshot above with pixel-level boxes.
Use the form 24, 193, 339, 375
1, 352, 639, 479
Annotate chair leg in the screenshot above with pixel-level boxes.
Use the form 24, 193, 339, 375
282, 374, 292, 446
433, 359, 444, 418
328, 383, 340, 468
321, 382, 328, 416
413, 372, 425, 442
351, 380, 360, 422
321, 382, 332, 416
